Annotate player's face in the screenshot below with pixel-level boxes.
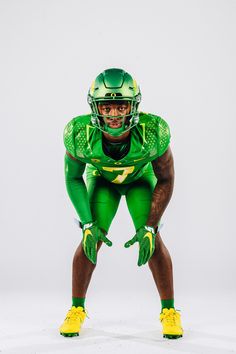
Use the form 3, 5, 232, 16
98, 102, 131, 129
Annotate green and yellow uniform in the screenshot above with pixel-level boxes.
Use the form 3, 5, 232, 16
60, 68, 183, 340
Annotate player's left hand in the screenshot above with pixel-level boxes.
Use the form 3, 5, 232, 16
124, 225, 156, 266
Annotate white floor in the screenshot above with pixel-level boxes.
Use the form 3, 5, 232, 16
1, 291, 236, 354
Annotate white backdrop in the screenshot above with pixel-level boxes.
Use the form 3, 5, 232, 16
1, 0, 236, 312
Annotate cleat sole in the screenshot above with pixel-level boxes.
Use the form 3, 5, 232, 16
60, 332, 79, 337
163, 334, 183, 339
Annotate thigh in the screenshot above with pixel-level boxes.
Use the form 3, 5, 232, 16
87, 171, 121, 233
125, 171, 157, 231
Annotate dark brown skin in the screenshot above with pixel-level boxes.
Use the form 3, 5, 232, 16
147, 147, 175, 228
72, 241, 103, 297
147, 147, 175, 300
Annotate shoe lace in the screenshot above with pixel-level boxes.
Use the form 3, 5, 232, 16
161, 309, 179, 326
66, 307, 87, 323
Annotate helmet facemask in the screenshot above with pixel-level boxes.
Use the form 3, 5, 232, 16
89, 98, 140, 137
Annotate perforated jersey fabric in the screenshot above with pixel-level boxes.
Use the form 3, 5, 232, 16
63, 114, 91, 158
63, 112, 171, 184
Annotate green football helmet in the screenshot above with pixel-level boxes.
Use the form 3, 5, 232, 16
87, 68, 141, 137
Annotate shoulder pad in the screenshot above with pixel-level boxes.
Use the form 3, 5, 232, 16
139, 113, 171, 156
63, 115, 91, 157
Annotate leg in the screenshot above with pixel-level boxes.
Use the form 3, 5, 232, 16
125, 170, 174, 300
60, 172, 121, 336
152, 236, 183, 339
72, 173, 121, 297
148, 233, 174, 300
72, 240, 103, 298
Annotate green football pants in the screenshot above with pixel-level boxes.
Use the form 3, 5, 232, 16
86, 164, 158, 233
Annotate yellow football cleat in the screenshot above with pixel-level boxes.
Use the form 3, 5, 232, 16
159, 308, 183, 339
59, 306, 87, 337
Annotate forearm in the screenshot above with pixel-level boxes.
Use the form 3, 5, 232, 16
146, 177, 174, 228
65, 154, 93, 224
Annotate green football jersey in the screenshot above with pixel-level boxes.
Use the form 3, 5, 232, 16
63, 112, 171, 184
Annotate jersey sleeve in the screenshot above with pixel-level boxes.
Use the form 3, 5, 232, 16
63, 119, 76, 158
64, 153, 93, 224
157, 117, 171, 157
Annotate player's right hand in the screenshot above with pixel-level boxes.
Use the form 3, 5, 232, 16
82, 222, 112, 264
124, 225, 156, 266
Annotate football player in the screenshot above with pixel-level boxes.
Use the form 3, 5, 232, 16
59, 68, 183, 339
